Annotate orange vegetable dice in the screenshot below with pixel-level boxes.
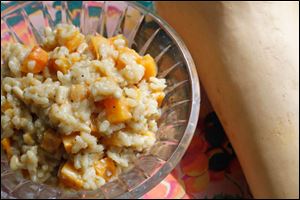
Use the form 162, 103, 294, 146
70, 84, 88, 101
103, 97, 132, 124
154, 92, 165, 107
40, 129, 62, 153
59, 161, 83, 189
116, 58, 126, 70
90, 35, 110, 60
137, 54, 157, 80
94, 157, 116, 181
116, 47, 141, 70
22, 46, 49, 73
56, 29, 84, 53
1, 137, 13, 159
65, 32, 84, 52
62, 132, 78, 154
101, 133, 121, 147
48, 57, 71, 74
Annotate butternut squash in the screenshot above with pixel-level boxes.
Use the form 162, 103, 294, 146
153, 92, 165, 107
57, 30, 84, 52
59, 161, 83, 189
103, 97, 132, 124
137, 54, 157, 80
90, 35, 110, 60
48, 57, 71, 74
94, 157, 116, 181
22, 46, 49, 73
62, 132, 78, 154
1, 137, 13, 159
101, 133, 121, 147
116, 47, 141, 70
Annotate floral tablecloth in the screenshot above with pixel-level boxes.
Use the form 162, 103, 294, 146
142, 126, 252, 199
142, 89, 252, 199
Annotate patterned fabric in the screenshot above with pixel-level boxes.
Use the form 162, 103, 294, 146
143, 112, 252, 199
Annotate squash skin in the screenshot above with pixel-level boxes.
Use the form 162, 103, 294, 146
157, 2, 299, 198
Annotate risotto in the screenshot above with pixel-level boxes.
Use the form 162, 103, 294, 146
1, 24, 166, 190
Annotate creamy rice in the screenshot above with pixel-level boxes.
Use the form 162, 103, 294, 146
1, 24, 166, 190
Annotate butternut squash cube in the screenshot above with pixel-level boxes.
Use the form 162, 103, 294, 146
116, 47, 141, 70
137, 54, 157, 80
22, 46, 49, 73
49, 57, 71, 74
154, 92, 165, 107
66, 33, 84, 53
59, 161, 83, 189
57, 29, 84, 52
1, 137, 13, 159
62, 132, 78, 154
103, 97, 132, 124
94, 157, 116, 181
101, 133, 121, 147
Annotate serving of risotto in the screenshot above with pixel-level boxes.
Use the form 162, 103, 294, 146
1, 24, 166, 190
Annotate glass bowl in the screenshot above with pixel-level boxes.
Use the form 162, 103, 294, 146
1, 1, 200, 199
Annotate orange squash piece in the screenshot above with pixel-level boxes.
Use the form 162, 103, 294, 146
59, 161, 83, 189
1, 137, 13, 159
101, 133, 121, 147
116, 47, 141, 70
65, 32, 84, 52
48, 57, 71, 74
103, 97, 132, 124
137, 54, 157, 80
56, 29, 84, 53
154, 92, 165, 107
94, 157, 116, 181
22, 46, 49, 73
62, 132, 79, 154
90, 35, 110, 60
